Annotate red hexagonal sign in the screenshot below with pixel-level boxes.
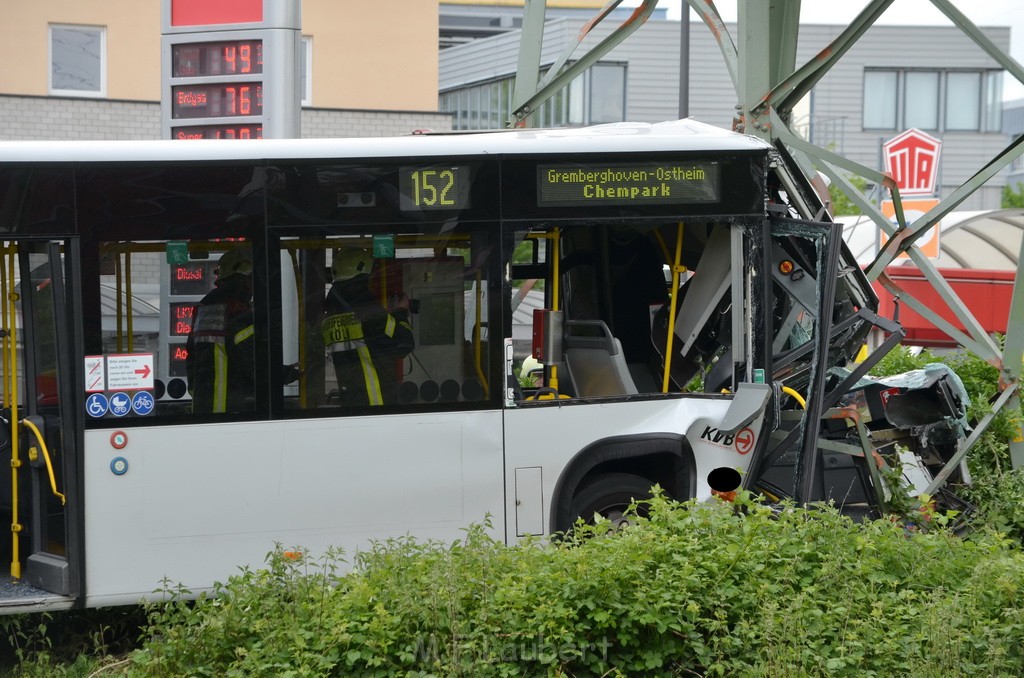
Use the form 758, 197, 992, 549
883, 128, 942, 196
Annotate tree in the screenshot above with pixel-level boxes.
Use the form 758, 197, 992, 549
828, 174, 870, 217
1001, 182, 1024, 208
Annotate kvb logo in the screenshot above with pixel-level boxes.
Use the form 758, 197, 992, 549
700, 425, 756, 454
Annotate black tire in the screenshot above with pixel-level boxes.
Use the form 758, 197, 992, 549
568, 472, 656, 528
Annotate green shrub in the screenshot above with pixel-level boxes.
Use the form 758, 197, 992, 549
124, 496, 1024, 677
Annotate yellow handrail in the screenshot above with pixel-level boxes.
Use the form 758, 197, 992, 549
782, 386, 807, 409
4, 245, 22, 578
548, 228, 561, 393
20, 418, 66, 506
473, 269, 489, 397
661, 222, 686, 393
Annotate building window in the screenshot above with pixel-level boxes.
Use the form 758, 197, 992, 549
49, 24, 106, 97
589, 63, 626, 124
301, 36, 312, 107
440, 61, 626, 131
985, 71, 1003, 132
863, 70, 897, 129
904, 71, 939, 130
863, 68, 1002, 133
945, 71, 980, 131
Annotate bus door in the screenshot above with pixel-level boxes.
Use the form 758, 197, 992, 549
503, 222, 773, 538
2, 239, 81, 599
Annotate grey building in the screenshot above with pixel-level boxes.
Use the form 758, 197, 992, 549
439, 16, 1011, 209
1004, 98, 1024, 190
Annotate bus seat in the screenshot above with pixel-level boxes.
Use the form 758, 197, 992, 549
563, 320, 638, 397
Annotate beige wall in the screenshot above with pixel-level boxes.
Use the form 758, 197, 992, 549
305, 1, 439, 110
1, 1, 161, 99
0, 1, 439, 111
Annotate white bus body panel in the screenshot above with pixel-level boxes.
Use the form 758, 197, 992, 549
503, 395, 764, 540
83, 410, 504, 607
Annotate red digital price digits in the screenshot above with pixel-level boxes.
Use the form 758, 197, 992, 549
171, 84, 262, 119
222, 42, 262, 74
173, 125, 264, 140
171, 304, 194, 336
172, 41, 263, 77
226, 85, 254, 115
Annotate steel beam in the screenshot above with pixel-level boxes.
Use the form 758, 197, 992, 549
510, 0, 548, 121
508, 0, 659, 127
766, 0, 895, 117
1003, 232, 1024, 466
687, 0, 739, 94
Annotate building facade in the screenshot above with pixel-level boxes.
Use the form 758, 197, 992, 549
438, 15, 1012, 210
0, 0, 452, 140
1004, 98, 1024, 191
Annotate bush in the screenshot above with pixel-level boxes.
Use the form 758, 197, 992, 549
124, 496, 1024, 677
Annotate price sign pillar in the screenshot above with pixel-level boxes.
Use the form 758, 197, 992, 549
161, 0, 301, 139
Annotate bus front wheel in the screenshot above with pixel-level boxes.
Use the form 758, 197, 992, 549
568, 472, 655, 529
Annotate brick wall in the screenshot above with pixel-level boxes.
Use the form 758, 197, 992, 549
0, 95, 451, 140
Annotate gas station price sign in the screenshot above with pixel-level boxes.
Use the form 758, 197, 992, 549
171, 124, 263, 140
172, 83, 263, 118
172, 40, 263, 77
161, 0, 300, 140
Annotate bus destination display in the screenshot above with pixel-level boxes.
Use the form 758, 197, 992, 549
398, 165, 471, 211
537, 161, 720, 207
172, 83, 263, 119
172, 40, 263, 77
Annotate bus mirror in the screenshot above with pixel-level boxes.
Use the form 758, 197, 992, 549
532, 308, 563, 366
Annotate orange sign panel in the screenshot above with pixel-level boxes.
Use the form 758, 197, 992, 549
880, 198, 941, 259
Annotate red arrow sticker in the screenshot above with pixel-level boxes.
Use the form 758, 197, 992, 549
735, 427, 755, 455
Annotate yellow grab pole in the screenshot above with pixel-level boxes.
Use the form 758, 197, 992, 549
6, 247, 21, 578
782, 386, 807, 409
548, 228, 561, 393
21, 418, 65, 506
661, 223, 686, 393
473, 270, 489, 397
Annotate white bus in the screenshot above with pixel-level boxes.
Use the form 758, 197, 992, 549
0, 119, 877, 613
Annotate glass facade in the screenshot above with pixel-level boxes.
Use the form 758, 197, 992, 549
863, 68, 1002, 133
439, 62, 626, 130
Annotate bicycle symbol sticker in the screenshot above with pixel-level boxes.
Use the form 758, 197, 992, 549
132, 391, 155, 415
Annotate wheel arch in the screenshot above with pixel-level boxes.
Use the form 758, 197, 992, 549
549, 433, 697, 533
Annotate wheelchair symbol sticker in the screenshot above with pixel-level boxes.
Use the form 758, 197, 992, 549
109, 392, 131, 417
132, 391, 155, 415
86, 393, 108, 418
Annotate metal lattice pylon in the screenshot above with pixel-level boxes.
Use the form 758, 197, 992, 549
509, 0, 1024, 477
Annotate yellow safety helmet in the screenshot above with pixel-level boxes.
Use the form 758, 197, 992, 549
331, 247, 372, 282
215, 246, 253, 281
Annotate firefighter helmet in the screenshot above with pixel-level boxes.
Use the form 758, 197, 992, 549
216, 247, 253, 281
331, 247, 372, 282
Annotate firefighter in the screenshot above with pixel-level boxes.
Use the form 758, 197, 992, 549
322, 247, 414, 406
186, 246, 256, 414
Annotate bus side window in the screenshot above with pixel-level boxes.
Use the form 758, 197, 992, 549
281, 229, 494, 413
